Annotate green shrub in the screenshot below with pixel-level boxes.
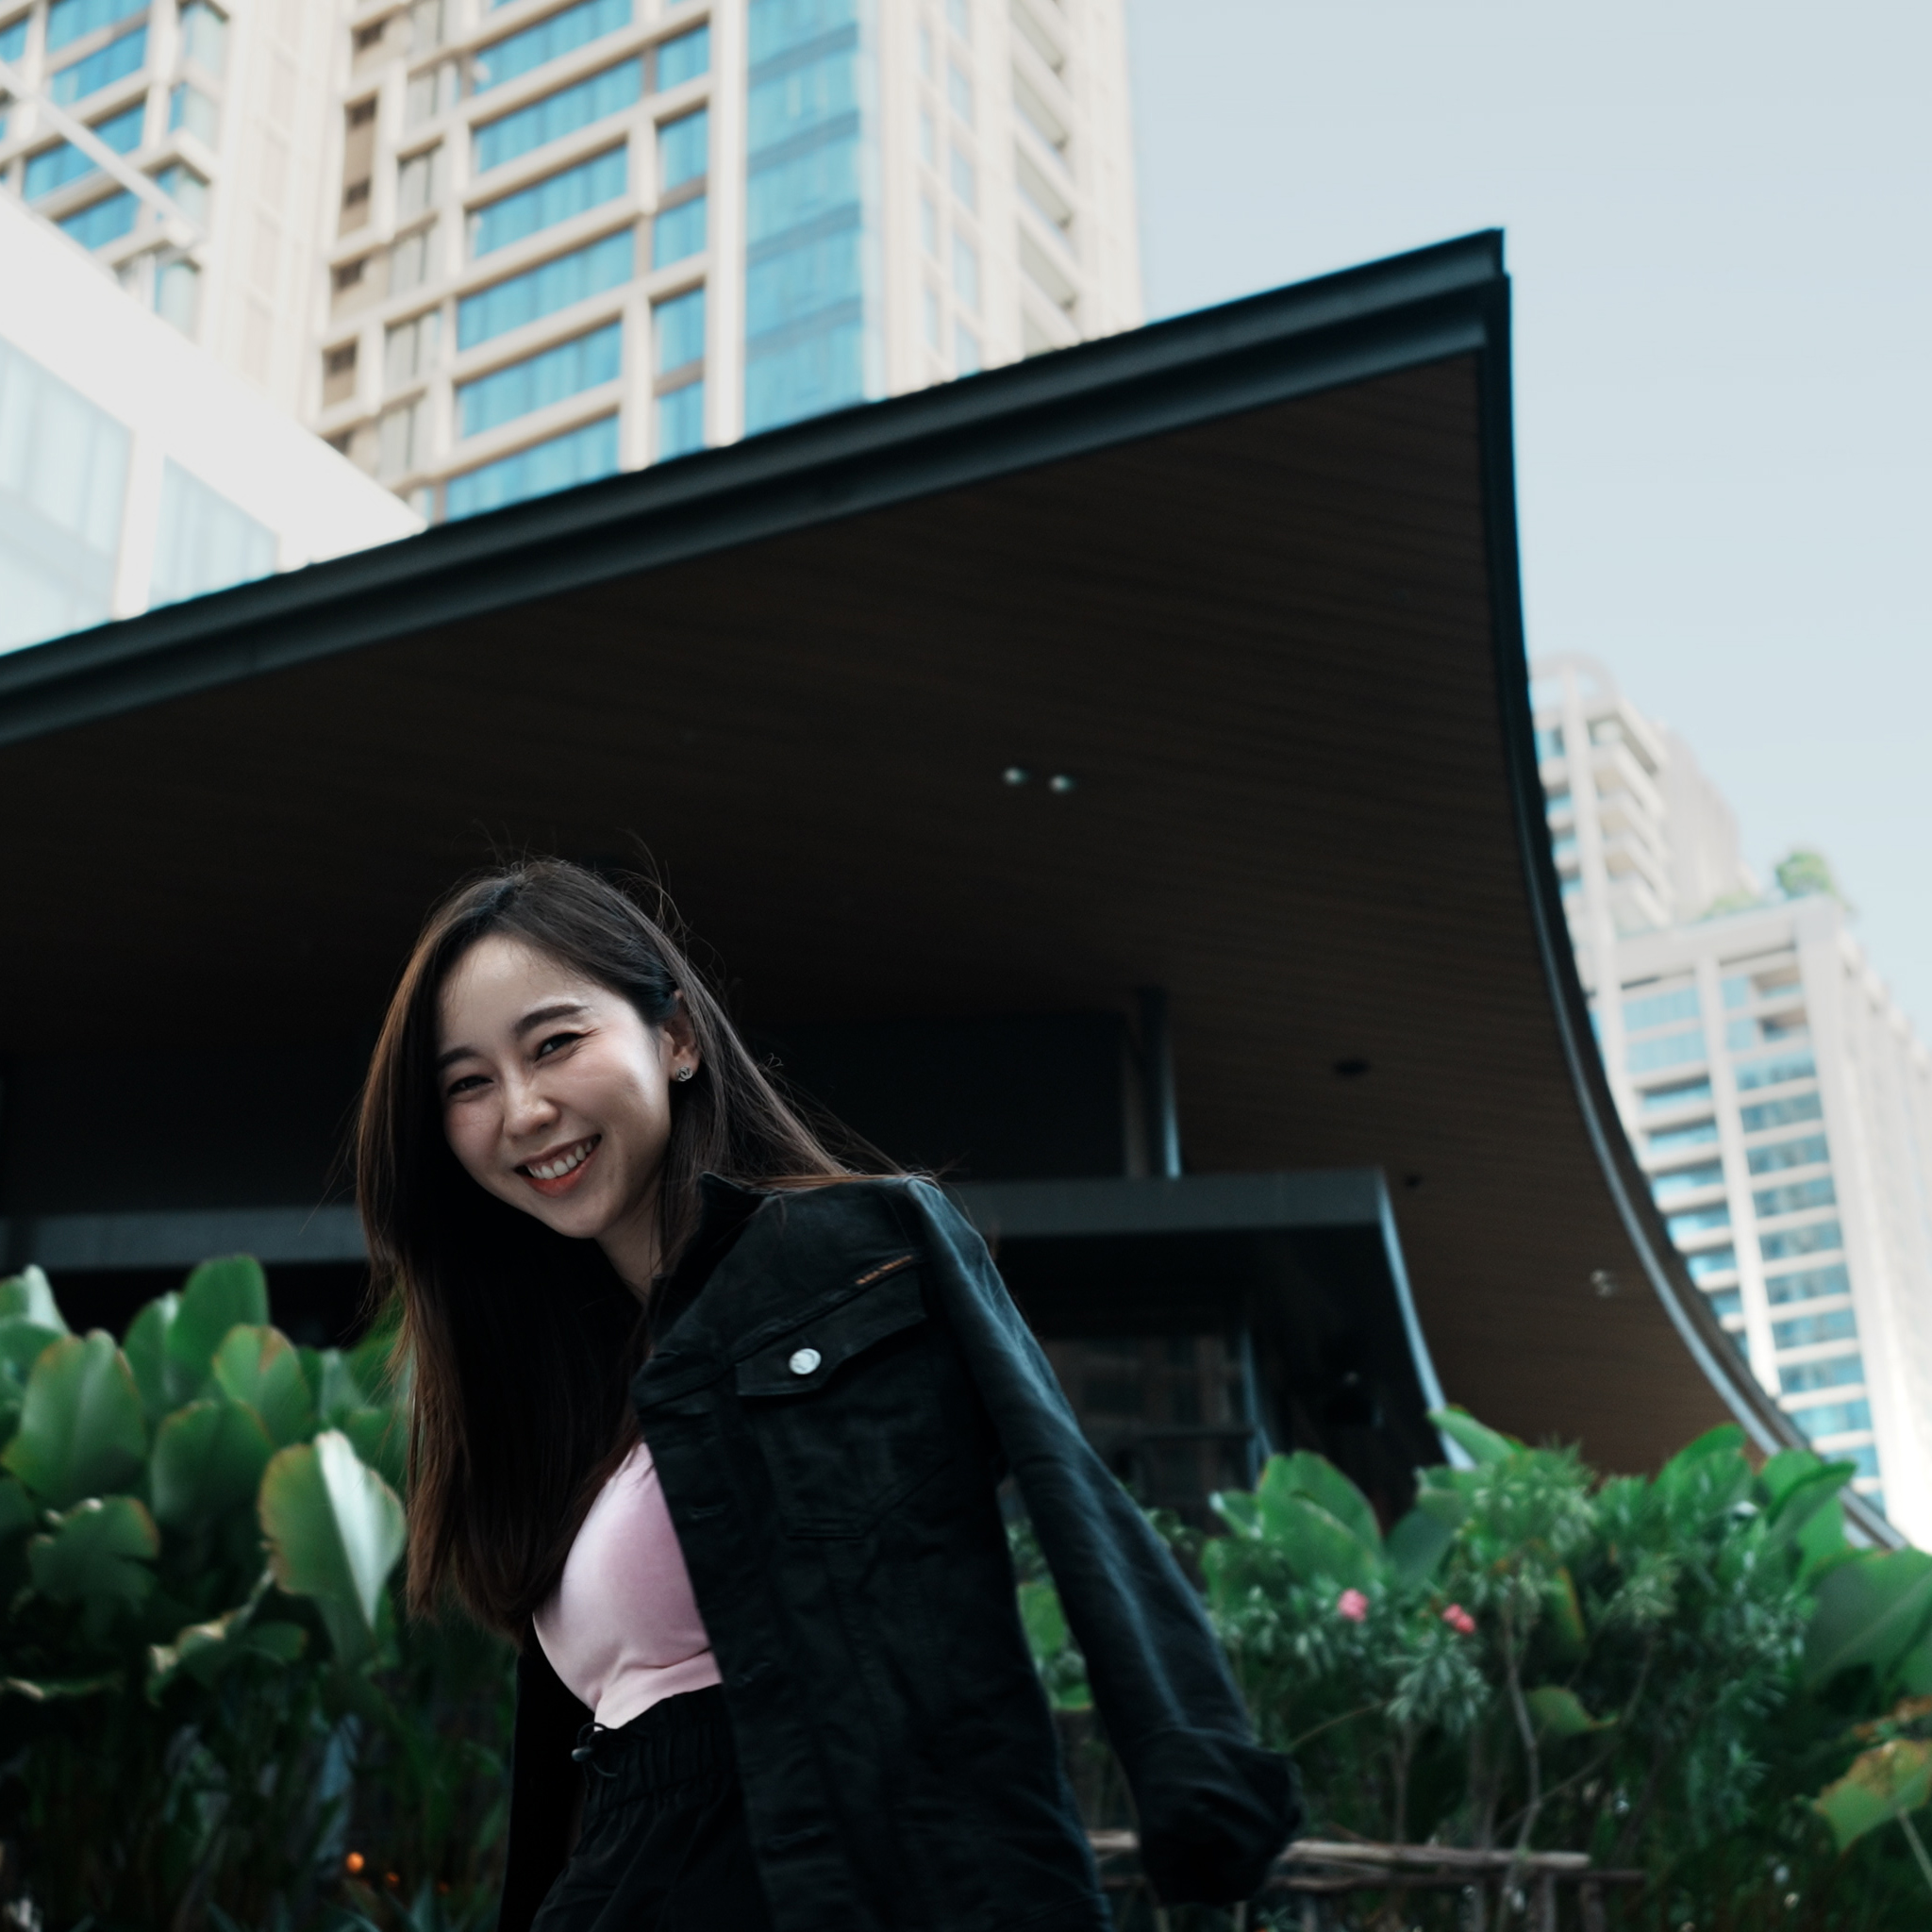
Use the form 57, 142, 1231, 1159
0, 1260, 513, 1932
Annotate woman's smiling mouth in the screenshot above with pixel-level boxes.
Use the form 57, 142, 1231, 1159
518, 1135, 601, 1196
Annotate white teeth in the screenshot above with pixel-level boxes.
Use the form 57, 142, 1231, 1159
526, 1140, 593, 1181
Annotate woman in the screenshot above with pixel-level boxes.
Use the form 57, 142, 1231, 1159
358, 860, 1295, 1932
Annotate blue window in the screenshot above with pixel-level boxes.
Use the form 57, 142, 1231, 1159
1741, 1091, 1824, 1135
458, 227, 632, 349
1754, 1175, 1837, 1220
654, 284, 704, 371
445, 414, 620, 519
1653, 1162, 1724, 1203
457, 322, 622, 439
475, 0, 629, 92
1642, 1078, 1713, 1114
956, 321, 980, 374
656, 22, 708, 87
1735, 1052, 1816, 1093
1, 13, 30, 62
1766, 1264, 1851, 1307
1627, 1028, 1706, 1075
25, 100, 143, 198
1773, 1307, 1858, 1352
1790, 1399, 1872, 1441
154, 162, 208, 222
475, 59, 641, 174
179, 0, 225, 71
743, 0, 880, 437
1551, 832, 1577, 860
49, 23, 145, 102
1779, 1354, 1865, 1396
1704, 1288, 1743, 1321
1840, 1445, 1881, 1479
58, 190, 137, 247
1649, 1119, 1717, 1157
471, 146, 627, 258
1748, 1133, 1829, 1175
150, 458, 275, 607
1545, 788, 1572, 815
169, 81, 217, 142
951, 231, 979, 310
947, 0, 971, 37
1761, 1221, 1842, 1264
658, 108, 708, 188
1624, 985, 1700, 1033
1685, 1247, 1737, 1283
1535, 725, 1563, 759
657, 380, 704, 458
946, 58, 972, 120
1722, 974, 1754, 1008
46, 0, 142, 52
949, 142, 975, 210
1667, 1205, 1731, 1241
652, 193, 706, 266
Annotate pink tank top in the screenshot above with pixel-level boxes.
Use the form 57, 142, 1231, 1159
532, 1441, 723, 1729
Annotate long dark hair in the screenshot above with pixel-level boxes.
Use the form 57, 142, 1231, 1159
358, 859, 873, 1633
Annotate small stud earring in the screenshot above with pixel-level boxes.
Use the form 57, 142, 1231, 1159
675, 1066, 694, 1082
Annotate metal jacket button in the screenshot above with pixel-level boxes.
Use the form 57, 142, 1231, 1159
788, 1347, 822, 1376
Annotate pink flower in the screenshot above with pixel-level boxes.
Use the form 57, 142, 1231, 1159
1441, 1603, 1476, 1636
1336, 1589, 1369, 1624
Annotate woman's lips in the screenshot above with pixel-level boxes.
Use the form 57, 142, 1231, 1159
518, 1135, 600, 1198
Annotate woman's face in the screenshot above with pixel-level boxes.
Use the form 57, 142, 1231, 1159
435, 934, 695, 1285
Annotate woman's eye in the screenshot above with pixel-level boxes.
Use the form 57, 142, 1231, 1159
445, 1073, 487, 1098
535, 1031, 582, 1059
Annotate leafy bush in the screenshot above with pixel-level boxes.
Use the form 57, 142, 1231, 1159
0, 1260, 513, 1932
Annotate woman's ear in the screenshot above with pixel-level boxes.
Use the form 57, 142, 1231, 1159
663, 991, 700, 1074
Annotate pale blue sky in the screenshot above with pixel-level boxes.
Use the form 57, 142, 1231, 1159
1124, 0, 1932, 1027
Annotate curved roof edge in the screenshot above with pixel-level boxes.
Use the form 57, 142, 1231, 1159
1471, 298, 1895, 1544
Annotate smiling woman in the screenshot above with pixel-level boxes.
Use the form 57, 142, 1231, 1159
354, 859, 1296, 1932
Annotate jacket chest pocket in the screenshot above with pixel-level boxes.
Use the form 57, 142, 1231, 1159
735, 1269, 955, 1537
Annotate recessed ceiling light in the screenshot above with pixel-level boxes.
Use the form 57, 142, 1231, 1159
1003, 766, 1030, 786
1049, 774, 1076, 793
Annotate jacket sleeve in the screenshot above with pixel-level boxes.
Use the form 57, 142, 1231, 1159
902, 1179, 1300, 1907
497, 1640, 591, 1932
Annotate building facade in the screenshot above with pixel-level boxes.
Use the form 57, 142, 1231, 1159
1536, 655, 1932, 1539
2, 0, 1141, 528
0, 184, 417, 651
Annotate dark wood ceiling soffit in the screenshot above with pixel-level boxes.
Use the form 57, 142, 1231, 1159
0, 232, 1857, 1508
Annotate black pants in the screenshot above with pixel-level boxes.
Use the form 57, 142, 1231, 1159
530, 1687, 774, 1932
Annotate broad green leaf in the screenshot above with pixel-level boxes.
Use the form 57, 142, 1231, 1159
1898, 1638, 1932, 1699
0, 1476, 33, 1540
342, 1406, 405, 1491
211, 1325, 314, 1446
27, 1496, 158, 1621
164, 1257, 270, 1405
123, 1295, 178, 1422
2, 1332, 147, 1507
1262, 1493, 1380, 1591
1760, 1446, 1827, 1510
1414, 1474, 1476, 1531
1211, 1490, 1265, 1540
148, 1573, 302, 1694
309, 1349, 366, 1428
1664, 1424, 1747, 1470
1814, 1738, 1932, 1850
1260, 1451, 1381, 1550
1657, 1428, 1752, 1515
1807, 1551, 1932, 1688
1526, 1685, 1613, 1739
1019, 1577, 1069, 1659
1386, 1507, 1456, 1585
0, 1318, 64, 1383
1430, 1407, 1520, 1466
2, 1671, 124, 1702
1770, 1464, 1857, 1544
1797, 1494, 1853, 1583
0, 1266, 65, 1331
149, 1400, 274, 1531
1543, 1567, 1588, 1657
259, 1430, 404, 1665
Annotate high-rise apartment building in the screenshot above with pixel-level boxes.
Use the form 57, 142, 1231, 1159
2, 0, 1141, 531
1536, 655, 1932, 1541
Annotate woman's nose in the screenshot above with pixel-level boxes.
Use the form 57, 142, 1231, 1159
503, 1074, 558, 1135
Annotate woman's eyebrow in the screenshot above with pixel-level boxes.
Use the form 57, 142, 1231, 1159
513, 1000, 590, 1038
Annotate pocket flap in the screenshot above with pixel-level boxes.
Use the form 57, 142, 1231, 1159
736, 1270, 926, 1398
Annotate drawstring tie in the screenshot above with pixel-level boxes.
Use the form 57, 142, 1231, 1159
573, 1721, 621, 1777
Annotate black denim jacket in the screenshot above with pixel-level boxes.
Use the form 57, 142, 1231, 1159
498, 1177, 1297, 1932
